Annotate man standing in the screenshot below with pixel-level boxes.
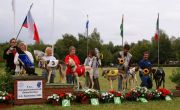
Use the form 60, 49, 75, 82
3, 38, 17, 74
138, 52, 153, 89
65, 46, 80, 84
117, 44, 132, 91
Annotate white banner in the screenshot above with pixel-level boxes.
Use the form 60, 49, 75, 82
17, 80, 43, 99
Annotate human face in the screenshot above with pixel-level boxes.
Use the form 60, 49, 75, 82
70, 49, 76, 55
19, 44, 26, 51
143, 53, 149, 60
10, 40, 17, 47
47, 49, 52, 56
124, 48, 129, 53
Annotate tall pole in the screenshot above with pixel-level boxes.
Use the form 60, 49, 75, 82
12, 0, 16, 35
120, 14, 124, 47
52, 0, 55, 56
86, 15, 89, 56
157, 13, 160, 67
15, 3, 33, 41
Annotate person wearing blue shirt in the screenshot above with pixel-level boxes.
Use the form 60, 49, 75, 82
138, 52, 153, 89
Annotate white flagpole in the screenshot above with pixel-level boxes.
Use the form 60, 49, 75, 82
86, 15, 89, 56
52, 0, 55, 56
157, 13, 160, 67
12, 0, 16, 35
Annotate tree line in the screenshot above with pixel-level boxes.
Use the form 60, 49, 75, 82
0, 28, 180, 66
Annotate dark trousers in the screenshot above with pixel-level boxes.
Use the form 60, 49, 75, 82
93, 77, 100, 90
66, 74, 75, 84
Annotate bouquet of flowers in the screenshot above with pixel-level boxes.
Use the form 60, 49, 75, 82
0, 91, 13, 104
47, 93, 76, 104
75, 89, 100, 104
149, 88, 171, 100
125, 87, 149, 101
100, 91, 114, 103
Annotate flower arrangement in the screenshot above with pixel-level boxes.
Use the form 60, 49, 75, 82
100, 90, 124, 103
75, 89, 100, 104
47, 93, 75, 104
0, 91, 13, 104
125, 87, 149, 101
100, 91, 114, 103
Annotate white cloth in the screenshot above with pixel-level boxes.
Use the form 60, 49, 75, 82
14, 51, 34, 73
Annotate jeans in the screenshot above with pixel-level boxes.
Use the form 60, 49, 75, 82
66, 74, 75, 84
42, 69, 56, 83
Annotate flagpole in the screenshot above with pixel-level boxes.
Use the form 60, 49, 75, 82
157, 13, 160, 67
12, 0, 16, 35
52, 0, 55, 56
121, 14, 124, 47
15, 3, 33, 41
86, 15, 89, 56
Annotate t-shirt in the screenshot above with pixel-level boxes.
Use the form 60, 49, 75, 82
42, 56, 56, 61
138, 59, 152, 69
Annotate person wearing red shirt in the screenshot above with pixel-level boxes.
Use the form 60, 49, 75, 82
65, 46, 80, 84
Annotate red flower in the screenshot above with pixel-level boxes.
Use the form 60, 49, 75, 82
157, 88, 171, 97
60, 93, 65, 98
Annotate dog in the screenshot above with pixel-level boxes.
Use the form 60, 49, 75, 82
102, 69, 119, 90
128, 67, 139, 89
68, 57, 94, 89
152, 67, 165, 89
34, 50, 66, 83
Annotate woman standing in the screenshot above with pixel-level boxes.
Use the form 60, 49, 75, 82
39, 47, 56, 83
14, 42, 34, 74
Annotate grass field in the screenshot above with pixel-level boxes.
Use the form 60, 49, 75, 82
0, 66, 180, 110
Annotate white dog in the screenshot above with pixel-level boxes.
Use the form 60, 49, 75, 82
128, 67, 139, 89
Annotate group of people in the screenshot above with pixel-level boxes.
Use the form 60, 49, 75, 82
3, 38, 153, 91
117, 44, 153, 91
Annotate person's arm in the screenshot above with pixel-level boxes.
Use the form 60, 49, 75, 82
3, 48, 9, 60
76, 55, 81, 65
64, 55, 69, 65
84, 58, 88, 66
14, 53, 19, 65
27, 51, 34, 63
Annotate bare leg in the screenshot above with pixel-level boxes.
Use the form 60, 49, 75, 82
47, 69, 52, 83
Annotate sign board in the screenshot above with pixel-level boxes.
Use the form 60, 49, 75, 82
139, 98, 148, 103
90, 98, 99, 105
17, 80, 43, 99
165, 96, 172, 101
114, 97, 121, 104
62, 99, 70, 107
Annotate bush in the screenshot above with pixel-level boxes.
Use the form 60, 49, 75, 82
170, 68, 180, 86
0, 68, 14, 92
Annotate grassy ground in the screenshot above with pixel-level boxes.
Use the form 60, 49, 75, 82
0, 67, 179, 110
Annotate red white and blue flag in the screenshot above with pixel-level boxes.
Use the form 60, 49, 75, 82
22, 11, 40, 44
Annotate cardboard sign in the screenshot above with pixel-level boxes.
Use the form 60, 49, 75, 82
90, 98, 99, 105
139, 98, 148, 103
114, 97, 121, 104
165, 96, 172, 101
62, 99, 70, 107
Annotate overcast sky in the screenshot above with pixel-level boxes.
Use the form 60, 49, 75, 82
0, 0, 180, 45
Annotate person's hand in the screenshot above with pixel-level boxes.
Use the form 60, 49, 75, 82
6, 50, 11, 55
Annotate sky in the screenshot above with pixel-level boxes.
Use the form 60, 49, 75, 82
0, 0, 180, 45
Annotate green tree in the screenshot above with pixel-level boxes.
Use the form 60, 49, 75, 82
150, 30, 172, 64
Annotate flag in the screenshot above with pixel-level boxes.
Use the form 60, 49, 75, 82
22, 11, 40, 44
154, 14, 159, 41
120, 15, 124, 38
86, 20, 89, 29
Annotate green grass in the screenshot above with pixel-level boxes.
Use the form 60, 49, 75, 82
1, 67, 180, 110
